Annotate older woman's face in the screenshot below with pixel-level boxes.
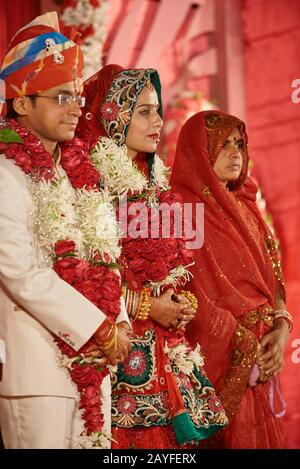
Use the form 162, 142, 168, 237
213, 127, 243, 185
125, 85, 163, 158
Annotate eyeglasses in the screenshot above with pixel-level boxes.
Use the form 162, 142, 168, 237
35, 93, 86, 108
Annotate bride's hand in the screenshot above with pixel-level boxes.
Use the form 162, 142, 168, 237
149, 289, 190, 329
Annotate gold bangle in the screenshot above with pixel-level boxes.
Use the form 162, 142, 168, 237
100, 323, 118, 352
180, 290, 198, 311
274, 309, 293, 332
136, 288, 151, 321
122, 285, 142, 320
97, 322, 114, 340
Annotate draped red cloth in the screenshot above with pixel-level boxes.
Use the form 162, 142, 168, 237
77, 63, 124, 140
170, 110, 285, 448
0, 0, 40, 62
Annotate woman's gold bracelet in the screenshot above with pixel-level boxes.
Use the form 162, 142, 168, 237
136, 288, 151, 321
180, 290, 198, 311
274, 309, 293, 332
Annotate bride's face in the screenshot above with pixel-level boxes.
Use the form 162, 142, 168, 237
125, 85, 163, 158
213, 127, 244, 185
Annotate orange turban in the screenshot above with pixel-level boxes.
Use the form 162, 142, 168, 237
0, 11, 83, 107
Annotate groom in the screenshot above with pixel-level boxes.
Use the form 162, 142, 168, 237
0, 12, 131, 449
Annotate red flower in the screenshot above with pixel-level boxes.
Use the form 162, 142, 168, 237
208, 395, 223, 413
54, 338, 77, 358
54, 240, 76, 257
61, 136, 101, 189
147, 259, 168, 282
70, 363, 102, 391
166, 332, 184, 348
124, 350, 147, 377
90, 0, 100, 7
178, 373, 193, 391
160, 191, 183, 205
5, 145, 32, 172
127, 257, 145, 273
54, 257, 84, 285
75, 279, 97, 304
101, 281, 120, 300
137, 240, 158, 260
74, 260, 90, 278
101, 102, 120, 121
2, 120, 55, 181
117, 395, 137, 415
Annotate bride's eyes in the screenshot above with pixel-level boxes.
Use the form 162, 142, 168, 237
139, 109, 150, 116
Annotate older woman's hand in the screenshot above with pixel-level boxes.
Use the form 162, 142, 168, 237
256, 318, 290, 382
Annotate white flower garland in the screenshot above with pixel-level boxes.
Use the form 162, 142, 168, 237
151, 153, 170, 191
90, 138, 193, 293
72, 431, 111, 449
30, 176, 120, 264
60, 0, 107, 80
164, 342, 204, 376
31, 177, 79, 259
148, 264, 194, 297
75, 188, 121, 261
91, 137, 170, 197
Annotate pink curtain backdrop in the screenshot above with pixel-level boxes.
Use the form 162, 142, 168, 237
102, 0, 217, 107
0, 0, 41, 62
100, 0, 218, 164
242, 0, 300, 448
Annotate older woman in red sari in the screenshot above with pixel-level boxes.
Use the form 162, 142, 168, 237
170, 111, 292, 448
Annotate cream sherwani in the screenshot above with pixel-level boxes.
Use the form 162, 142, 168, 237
0, 156, 129, 448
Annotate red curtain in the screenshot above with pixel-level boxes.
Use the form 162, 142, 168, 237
0, 0, 41, 61
242, 0, 300, 448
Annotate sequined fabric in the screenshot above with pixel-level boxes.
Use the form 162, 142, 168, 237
170, 110, 286, 448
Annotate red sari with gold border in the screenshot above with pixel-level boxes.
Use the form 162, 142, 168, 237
170, 111, 285, 448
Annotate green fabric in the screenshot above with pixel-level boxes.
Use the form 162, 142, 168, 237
150, 70, 163, 118
172, 412, 222, 445
147, 69, 162, 178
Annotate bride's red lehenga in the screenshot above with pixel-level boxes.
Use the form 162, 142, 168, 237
170, 110, 286, 448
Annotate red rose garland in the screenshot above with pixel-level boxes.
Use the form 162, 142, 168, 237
0, 119, 121, 445
0, 120, 55, 181
119, 191, 194, 292
76, 131, 195, 293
